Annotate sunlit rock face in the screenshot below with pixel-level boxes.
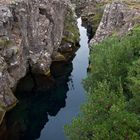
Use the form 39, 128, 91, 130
90, 1, 140, 44
0, 0, 79, 123
10, 0, 76, 74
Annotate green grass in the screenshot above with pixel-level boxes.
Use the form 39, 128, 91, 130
65, 26, 140, 140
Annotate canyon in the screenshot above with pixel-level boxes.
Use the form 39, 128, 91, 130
0, 0, 140, 139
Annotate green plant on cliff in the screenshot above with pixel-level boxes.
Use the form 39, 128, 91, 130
65, 26, 140, 140
62, 9, 79, 44
90, 10, 103, 34
0, 39, 13, 48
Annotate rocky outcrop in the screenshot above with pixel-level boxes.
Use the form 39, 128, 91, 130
71, 0, 104, 39
0, 0, 79, 124
90, 1, 140, 44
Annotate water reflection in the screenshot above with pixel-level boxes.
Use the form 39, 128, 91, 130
0, 17, 89, 140
0, 61, 73, 140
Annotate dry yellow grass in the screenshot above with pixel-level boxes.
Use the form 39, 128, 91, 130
0, 0, 15, 5
122, 0, 140, 9
0, 0, 10, 4
99, 0, 140, 10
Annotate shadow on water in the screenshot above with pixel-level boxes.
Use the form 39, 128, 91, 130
0, 61, 73, 140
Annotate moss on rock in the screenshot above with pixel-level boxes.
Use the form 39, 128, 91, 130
62, 9, 80, 46
65, 10, 79, 42
0, 39, 14, 49
52, 52, 66, 62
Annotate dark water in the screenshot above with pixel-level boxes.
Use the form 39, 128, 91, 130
0, 17, 89, 140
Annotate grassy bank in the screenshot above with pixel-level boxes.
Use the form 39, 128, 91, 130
65, 26, 140, 140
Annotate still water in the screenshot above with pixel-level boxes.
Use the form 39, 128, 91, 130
0, 17, 89, 140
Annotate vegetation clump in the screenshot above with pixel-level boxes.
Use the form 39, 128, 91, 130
65, 26, 140, 140
62, 9, 79, 45
0, 39, 13, 48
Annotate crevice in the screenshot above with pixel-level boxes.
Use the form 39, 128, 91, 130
87, 23, 93, 42
27, 60, 37, 88
80, 18, 94, 43
39, 8, 54, 23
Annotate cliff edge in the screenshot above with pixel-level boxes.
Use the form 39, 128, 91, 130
90, 0, 140, 44
0, 0, 79, 124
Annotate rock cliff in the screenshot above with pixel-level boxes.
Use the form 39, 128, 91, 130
71, 0, 104, 39
71, 0, 140, 44
90, 0, 140, 44
0, 0, 79, 124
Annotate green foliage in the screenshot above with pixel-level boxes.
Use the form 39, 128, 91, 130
0, 39, 13, 48
65, 26, 140, 139
63, 9, 79, 44
127, 59, 140, 114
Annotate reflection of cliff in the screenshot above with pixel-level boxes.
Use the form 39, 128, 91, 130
0, 61, 73, 140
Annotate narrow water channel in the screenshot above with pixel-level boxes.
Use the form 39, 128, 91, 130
0, 17, 89, 140
38, 17, 89, 140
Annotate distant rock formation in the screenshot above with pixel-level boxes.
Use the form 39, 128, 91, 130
90, 0, 140, 44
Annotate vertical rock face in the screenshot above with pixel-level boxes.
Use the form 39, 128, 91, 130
71, 0, 104, 39
90, 1, 140, 44
0, 4, 25, 120
0, 0, 79, 124
11, 0, 75, 74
